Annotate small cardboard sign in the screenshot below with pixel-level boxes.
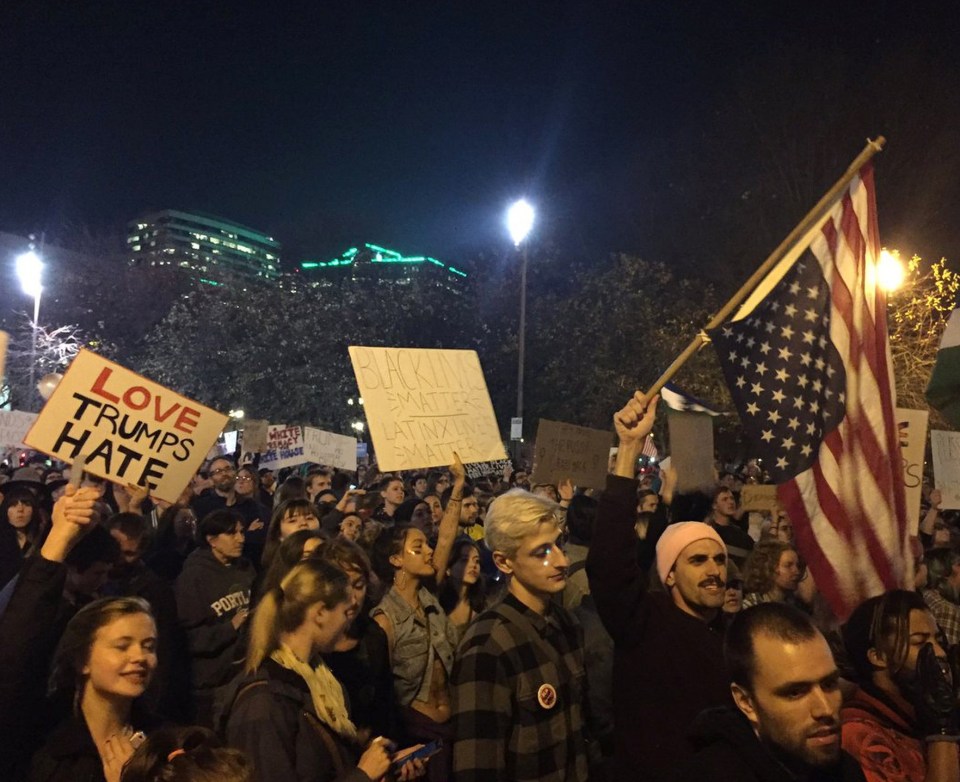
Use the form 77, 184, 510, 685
932, 429, 960, 510
531, 419, 611, 489
0, 410, 38, 449
241, 419, 269, 453
22, 349, 228, 503
348, 346, 507, 471
739, 484, 779, 513
303, 427, 357, 472
259, 424, 307, 470
0, 331, 7, 385
667, 411, 715, 492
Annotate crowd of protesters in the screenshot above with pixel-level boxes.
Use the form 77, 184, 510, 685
1, 390, 959, 782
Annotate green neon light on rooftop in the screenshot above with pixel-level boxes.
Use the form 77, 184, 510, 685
299, 242, 467, 277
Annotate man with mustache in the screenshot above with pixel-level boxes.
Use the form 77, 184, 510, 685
840, 590, 960, 782
677, 602, 867, 781
587, 391, 734, 781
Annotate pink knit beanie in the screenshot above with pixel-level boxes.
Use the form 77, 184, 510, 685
656, 521, 727, 585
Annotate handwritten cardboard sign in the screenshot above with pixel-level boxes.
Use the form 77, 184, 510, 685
896, 408, 928, 532
0, 410, 38, 449
531, 419, 611, 489
303, 427, 357, 472
739, 484, 779, 513
349, 346, 507, 471
259, 424, 307, 470
241, 419, 269, 453
23, 349, 228, 503
932, 429, 960, 510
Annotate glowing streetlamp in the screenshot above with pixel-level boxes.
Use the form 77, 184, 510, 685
506, 199, 535, 456
877, 248, 905, 293
15, 249, 44, 409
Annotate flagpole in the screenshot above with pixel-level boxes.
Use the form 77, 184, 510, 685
646, 136, 886, 398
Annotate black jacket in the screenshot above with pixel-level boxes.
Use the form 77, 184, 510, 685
674, 707, 868, 782
225, 658, 369, 782
175, 548, 254, 690
586, 475, 732, 782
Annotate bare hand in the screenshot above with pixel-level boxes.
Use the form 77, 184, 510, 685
42, 484, 100, 562
337, 489, 366, 512
247, 519, 265, 532
101, 732, 137, 782
931, 488, 942, 509
558, 478, 574, 502
613, 392, 659, 445
450, 452, 466, 484
231, 608, 250, 630
357, 737, 392, 781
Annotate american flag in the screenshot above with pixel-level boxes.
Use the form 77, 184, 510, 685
709, 165, 908, 619
641, 434, 658, 460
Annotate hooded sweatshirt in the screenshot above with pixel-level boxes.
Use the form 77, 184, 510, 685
175, 547, 254, 689
674, 706, 867, 782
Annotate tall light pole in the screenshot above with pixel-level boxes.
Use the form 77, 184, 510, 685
15, 249, 44, 410
507, 199, 535, 459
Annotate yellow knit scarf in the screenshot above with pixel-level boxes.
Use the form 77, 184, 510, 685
270, 643, 358, 742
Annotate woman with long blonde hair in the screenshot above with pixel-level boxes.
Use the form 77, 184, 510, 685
226, 559, 422, 782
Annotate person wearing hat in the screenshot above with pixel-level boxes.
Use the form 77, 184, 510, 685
587, 391, 734, 782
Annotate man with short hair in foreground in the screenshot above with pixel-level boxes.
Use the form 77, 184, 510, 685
677, 602, 867, 781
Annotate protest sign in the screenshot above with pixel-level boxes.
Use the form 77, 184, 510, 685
531, 419, 611, 489
23, 349, 228, 504
241, 418, 269, 453
739, 484, 779, 513
465, 458, 512, 481
259, 424, 307, 470
349, 346, 506, 471
667, 411, 715, 492
932, 429, 960, 510
303, 427, 357, 472
0, 330, 7, 384
896, 408, 928, 532
0, 410, 37, 448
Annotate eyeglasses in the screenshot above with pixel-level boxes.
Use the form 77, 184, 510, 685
210, 467, 235, 476
235, 476, 254, 483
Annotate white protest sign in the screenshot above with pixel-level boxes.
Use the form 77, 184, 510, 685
303, 427, 357, 472
932, 429, 960, 510
23, 349, 228, 504
349, 346, 507, 471
0, 410, 38, 448
896, 408, 928, 532
259, 424, 307, 470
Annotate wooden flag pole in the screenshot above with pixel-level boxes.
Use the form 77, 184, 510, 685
645, 136, 886, 398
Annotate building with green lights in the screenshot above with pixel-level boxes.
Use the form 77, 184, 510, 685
127, 210, 281, 284
295, 243, 467, 293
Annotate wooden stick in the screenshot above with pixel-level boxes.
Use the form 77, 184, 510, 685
646, 136, 886, 398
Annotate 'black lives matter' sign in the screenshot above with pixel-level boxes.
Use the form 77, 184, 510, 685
349, 346, 506, 471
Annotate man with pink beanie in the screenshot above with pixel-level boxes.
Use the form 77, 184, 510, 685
587, 391, 734, 782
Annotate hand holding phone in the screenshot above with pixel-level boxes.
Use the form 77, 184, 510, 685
391, 739, 442, 772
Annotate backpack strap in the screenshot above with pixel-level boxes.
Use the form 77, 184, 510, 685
302, 710, 348, 775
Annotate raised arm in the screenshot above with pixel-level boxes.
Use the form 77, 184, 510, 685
433, 453, 466, 589
587, 392, 661, 645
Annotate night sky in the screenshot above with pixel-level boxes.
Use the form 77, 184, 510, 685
2, 1, 959, 270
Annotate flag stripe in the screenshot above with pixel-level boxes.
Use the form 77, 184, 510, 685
714, 164, 907, 619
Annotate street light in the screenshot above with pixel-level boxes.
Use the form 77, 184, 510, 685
506, 199, 535, 459
877, 248, 905, 293
15, 250, 44, 410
